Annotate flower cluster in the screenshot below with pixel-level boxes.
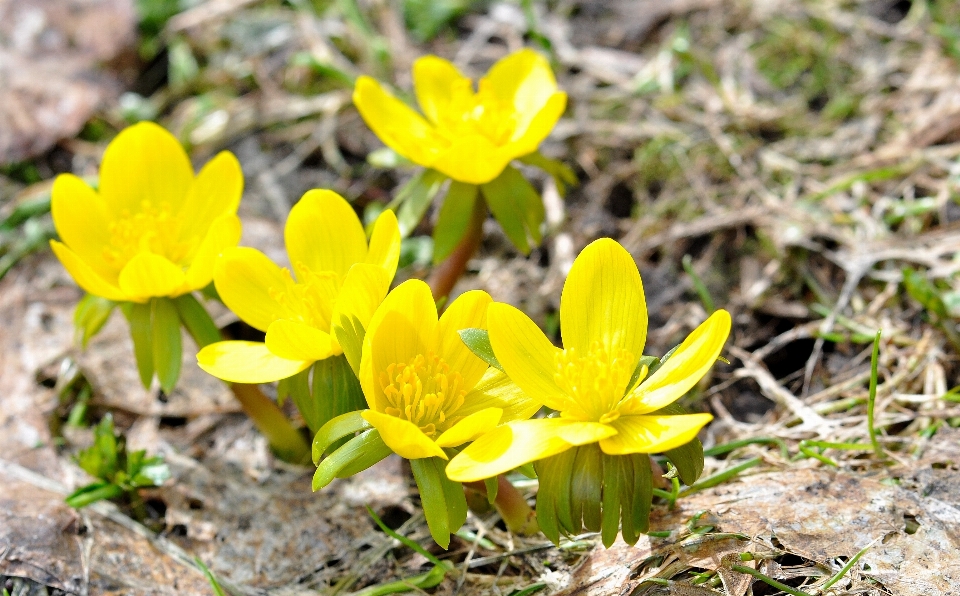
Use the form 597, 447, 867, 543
50, 47, 731, 549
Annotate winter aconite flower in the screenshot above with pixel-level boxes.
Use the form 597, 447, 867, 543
354, 49, 566, 185
50, 121, 242, 303
197, 190, 401, 388
311, 280, 539, 547
354, 49, 574, 258
447, 238, 730, 545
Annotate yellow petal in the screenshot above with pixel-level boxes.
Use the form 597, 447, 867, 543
50, 240, 127, 301
197, 340, 311, 383
117, 252, 188, 300
435, 407, 502, 448
481, 49, 558, 124
457, 368, 541, 424
331, 263, 391, 346
487, 302, 567, 411
285, 190, 367, 279
178, 151, 243, 244
624, 310, 731, 415
436, 290, 492, 391
98, 122, 193, 216
445, 418, 577, 483
430, 134, 513, 185
560, 238, 647, 361
365, 208, 401, 280
362, 280, 438, 413
508, 91, 567, 155
353, 76, 443, 168
361, 410, 447, 460
213, 247, 285, 332
185, 214, 242, 290
50, 174, 116, 280
555, 420, 618, 445
412, 55, 472, 125
599, 413, 713, 455
265, 319, 336, 361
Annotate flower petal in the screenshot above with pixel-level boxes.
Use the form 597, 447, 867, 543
265, 319, 336, 361
436, 290, 492, 391
117, 252, 188, 300
481, 49, 558, 124
332, 263, 392, 332
49, 240, 127, 301
599, 413, 713, 455
50, 174, 116, 280
555, 421, 618, 445
435, 407, 502, 448
445, 418, 578, 483
98, 122, 194, 216
362, 279, 438, 413
178, 151, 243, 245
624, 310, 731, 415
361, 409, 447, 460
508, 91, 567, 155
412, 55, 472, 125
365, 208, 401, 280
354, 76, 443, 168
185, 214, 242, 291
560, 238, 647, 361
285, 189, 367, 279
487, 302, 567, 411
457, 368, 541, 424
430, 134, 513, 185
197, 340, 311, 383
213, 247, 286, 332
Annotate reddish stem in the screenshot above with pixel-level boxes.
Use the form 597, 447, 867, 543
465, 475, 539, 535
428, 194, 486, 302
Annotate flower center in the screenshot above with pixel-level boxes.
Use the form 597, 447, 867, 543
379, 351, 466, 437
103, 201, 191, 269
553, 342, 637, 423
268, 262, 341, 332
435, 79, 518, 146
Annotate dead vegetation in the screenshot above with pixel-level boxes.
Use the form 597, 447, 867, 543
2, 0, 960, 594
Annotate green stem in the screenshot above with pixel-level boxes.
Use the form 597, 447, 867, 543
466, 475, 539, 535
428, 194, 486, 302
868, 330, 885, 459
231, 383, 311, 464
729, 565, 813, 596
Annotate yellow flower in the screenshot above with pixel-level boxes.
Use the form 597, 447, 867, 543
447, 238, 730, 483
353, 49, 567, 185
197, 190, 401, 384
358, 280, 540, 460
50, 122, 243, 303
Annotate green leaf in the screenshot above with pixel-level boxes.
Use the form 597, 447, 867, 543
571, 445, 602, 532
480, 165, 545, 254
437, 457, 467, 532
630, 453, 652, 534
518, 151, 578, 197
367, 146, 413, 168
656, 403, 705, 485
131, 458, 171, 487
335, 433, 391, 478
313, 429, 381, 490
402, 0, 475, 41
410, 457, 451, 548
74, 294, 116, 348
125, 301, 154, 389
458, 328, 503, 371
395, 169, 446, 237
173, 293, 221, 348
309, 355, 366, 435
151, 298, 182, 394
600, 453, 622, 548
432, 181, 478, 264
618, 455, 639, 545
312, 411, 371, 464
333, 315, 365, 376
483, 476, 498, 505
65, 481, 124, 508
627, 356, 659, 393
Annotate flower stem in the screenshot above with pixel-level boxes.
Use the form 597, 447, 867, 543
230, 383, 312, 464
466, 475, 539, 535
428, 194, 486, 302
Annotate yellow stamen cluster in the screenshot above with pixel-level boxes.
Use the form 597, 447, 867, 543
553, 342, 636, 423
104, 201, 190, 268
268, 263, 341, 330
380, 351, 466, 437
434, 80, 517, 146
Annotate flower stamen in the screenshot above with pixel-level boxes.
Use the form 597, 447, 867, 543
379, 351, 466, 437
